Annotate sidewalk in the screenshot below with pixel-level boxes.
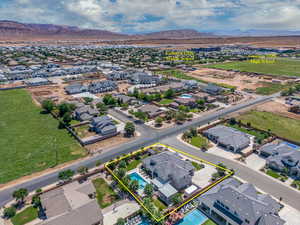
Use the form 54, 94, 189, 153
0, 208, 5, 225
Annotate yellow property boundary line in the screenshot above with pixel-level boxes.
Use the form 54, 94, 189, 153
105, 143, 234, 222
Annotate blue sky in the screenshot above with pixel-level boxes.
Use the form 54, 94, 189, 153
0, 0, 300, 33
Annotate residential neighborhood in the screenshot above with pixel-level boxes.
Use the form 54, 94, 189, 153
1, 22, 300, 225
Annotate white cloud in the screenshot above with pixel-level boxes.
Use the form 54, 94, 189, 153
0, 0, 300, 32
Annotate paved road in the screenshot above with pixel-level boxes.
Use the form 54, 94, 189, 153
161, 137, 300, 211
0, 94, 279, 207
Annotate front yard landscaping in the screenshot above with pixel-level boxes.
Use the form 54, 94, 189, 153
11, 206, 38, 225
226, 121, 270, 143
92, 178, 119, 208
0, 89, 86, 184
266, 169, 288, 182
291, 180, 300, 190
237, 110, 300, 142
182, 128, 211, 149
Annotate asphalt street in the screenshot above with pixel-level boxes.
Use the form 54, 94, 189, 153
2, 93, 295, 210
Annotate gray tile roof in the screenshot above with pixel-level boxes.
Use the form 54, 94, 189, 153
204, 125, 250, 151
39, 181, 103, 225
199, 178, 285, 225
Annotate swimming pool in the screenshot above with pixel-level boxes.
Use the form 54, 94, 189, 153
180, 94, 193, 99
283, 142, 300, 150
129, 172, 148, 189
176, 209, 208, 225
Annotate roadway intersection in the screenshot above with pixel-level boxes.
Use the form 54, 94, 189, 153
2, 92, 299, 212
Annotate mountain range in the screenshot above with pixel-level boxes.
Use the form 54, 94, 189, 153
0, 20, 300, 41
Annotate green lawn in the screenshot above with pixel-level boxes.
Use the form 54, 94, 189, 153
291, 180, 300, 190
255, 82, 290, 95
74, 124, 91, 138
126, 159, 142, 171
191, 161, 205, 171
226, 123, 270, 143
266, 169, 281, 179
158, 69, 207, 83
92, 178, 119, 208
0, 89, 86, 184
11, 206, 38, 225
202, 219, 217, 225
153, 198, 167, 211
238, 110, 300, 142
205, 58, 300, 77
158, 98, 174, 105
190, 135, 209, 149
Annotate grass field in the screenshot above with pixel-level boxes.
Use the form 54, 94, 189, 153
0, 89, 86, 184
255, 82, 289, 95
92, 178, 119, 208
206, 58, 300, 77
238, 110, 300, 142
11, 206, 38, 225
158, 98, 174, 105
190, 135, 209, 149
226, 123, 270, 143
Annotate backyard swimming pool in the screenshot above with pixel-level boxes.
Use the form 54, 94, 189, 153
129, 172, 148, 189
180, 94, 193, 99
176, 209, 208, 225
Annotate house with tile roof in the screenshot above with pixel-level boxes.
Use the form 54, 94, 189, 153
197, 178, 285, 225
203, 125, 251, 153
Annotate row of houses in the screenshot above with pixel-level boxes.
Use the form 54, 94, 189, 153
65, 80, 117, 95
2, 64, 99, 81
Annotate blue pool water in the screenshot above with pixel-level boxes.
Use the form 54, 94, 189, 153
176, 209, 208, 225
129, 172, 148, 189
138, 219, 150, 225
283, 142, 300, 150
180, 94, 193, 99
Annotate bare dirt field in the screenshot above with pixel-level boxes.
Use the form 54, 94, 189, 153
254, 100, 300, 120
85, 134, 136, 154
27, 84, 71, 104
188, 68, 268, 91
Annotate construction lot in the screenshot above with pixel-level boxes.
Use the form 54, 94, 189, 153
188, 68, 293, 94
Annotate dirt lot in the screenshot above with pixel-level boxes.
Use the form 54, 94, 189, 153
85, 133, 136, 154
254, 100, 300, 120
27, 84, 72, 104
188, 68, 269, 91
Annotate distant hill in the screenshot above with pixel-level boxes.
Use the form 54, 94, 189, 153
137, 29, 215, 39
0, 20, 130, 40
0, 21, 216, 40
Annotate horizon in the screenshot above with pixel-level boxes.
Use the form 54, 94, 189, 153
1, 0, 300, 35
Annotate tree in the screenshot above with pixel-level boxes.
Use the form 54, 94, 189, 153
62, 112, 72, 125
189, 127, 197, 137
77, 166, 88, 175
116, 168, 126, 178
129, 180, 139, 192
103, 94, 117, 105
58, 169, 74, 182
229, 118, 237, 125
171, 193, 182, 205
155, 117, 163, 127
12, 188, 28, 204
164, 88, 175, 99
144, 184, 154, 197
116, 218, 126, 225
83, 97, 93, 104
96, 103, 108, 114
3, 206, 16, 218
31, 195, 41, 208
42, 99, 55, 113
119, 160, 127, 169
58, 103, 75, 117
124, 122, 135, 137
